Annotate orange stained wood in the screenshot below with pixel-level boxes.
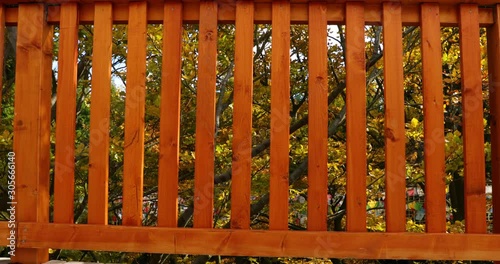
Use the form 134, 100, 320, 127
231, 0, 254, 230
88, 2, 112, 225
4, 3, 496, 26
307, 1, 328, 232
12, 4, 52, 263
270, 0, 291, 231
158, 1, 182, 228
0, 5, 4, 124
382, 2, 406, 233
0, 222, 8, 246
420, 3, 447, 233
194, 1, 218, 228
4, 0, 500, 8
459, 3, 487, 234
123, 1, 147, 227
3, 3, 498, 26
54, 2, 79, 224
488, 4, 500, 237
345, 1, 367, 232
19, 222, 500, 260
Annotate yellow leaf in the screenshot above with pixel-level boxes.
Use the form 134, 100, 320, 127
410, 118, 419, 128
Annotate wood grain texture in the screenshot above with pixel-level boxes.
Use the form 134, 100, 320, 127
4, 0, 500, 8
158, 1, 182, 228
0, 5, 4, 124
345, 1, 367, 232
270, 0, 290, 231
420, 3, 447, 233
488, 3, 500, 238
382, 2, 406, 233
123, 1, 147, 227
88, 2, 112, 225
307, 1, 328, 232
459, 3, 487, 234
231, 0, 254, 230
54, 2, 79, 225
19, 222, 500, 260
5, 3, 495, 26
12, 4, 52, 263
193, 1, 218, 228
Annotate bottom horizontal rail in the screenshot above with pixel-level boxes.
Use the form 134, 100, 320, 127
17, 222, 500, 260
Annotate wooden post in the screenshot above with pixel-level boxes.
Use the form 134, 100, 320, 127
270, 0, 290, 231
231, 0, 254, 230
382, 2, 406, 232
459, 3, 487, 234
123, 1, 147, 227
88, 2, 112, 225
54, 2, 79, 224
488, 4, 500, 242
345, 1, 367, 232
193, 1, 218, 228
158, 1, 183, 228
13, 3, 53, 263
0, 5, 5, 124
307, 1, 328, 232
420, 3, 446, 233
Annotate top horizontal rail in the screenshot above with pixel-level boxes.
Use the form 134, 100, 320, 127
2, 0, 500, 5
2, 2, 495, 26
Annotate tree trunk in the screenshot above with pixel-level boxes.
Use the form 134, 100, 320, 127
449, 172, 465, 221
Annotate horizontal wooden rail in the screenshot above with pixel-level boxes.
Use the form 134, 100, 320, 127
2, 3, 495, 26
2, 0, 500, 6
18, 223, 500, 260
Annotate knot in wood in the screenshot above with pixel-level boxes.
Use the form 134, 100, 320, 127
205, 30, 214, 41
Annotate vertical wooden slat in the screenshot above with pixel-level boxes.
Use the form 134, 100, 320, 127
307, 1, 328, 232
382, 2, 406, 232
158, 1, 182, 228
459, 3, 487, 234
270, 1, 290, 231
123, 1, 147, 227
345, 2, 367, 232
0, 5, 4, 123
420, 3, 447, 233
88, 2, 112, 225
231, 0, 254, 230
194, 1, 218, 229
54, 3, 79, 224
488, 4, 500, 239
12, 4, 52, 263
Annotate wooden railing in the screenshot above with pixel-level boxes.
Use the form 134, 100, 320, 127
0, 0, 499, 263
